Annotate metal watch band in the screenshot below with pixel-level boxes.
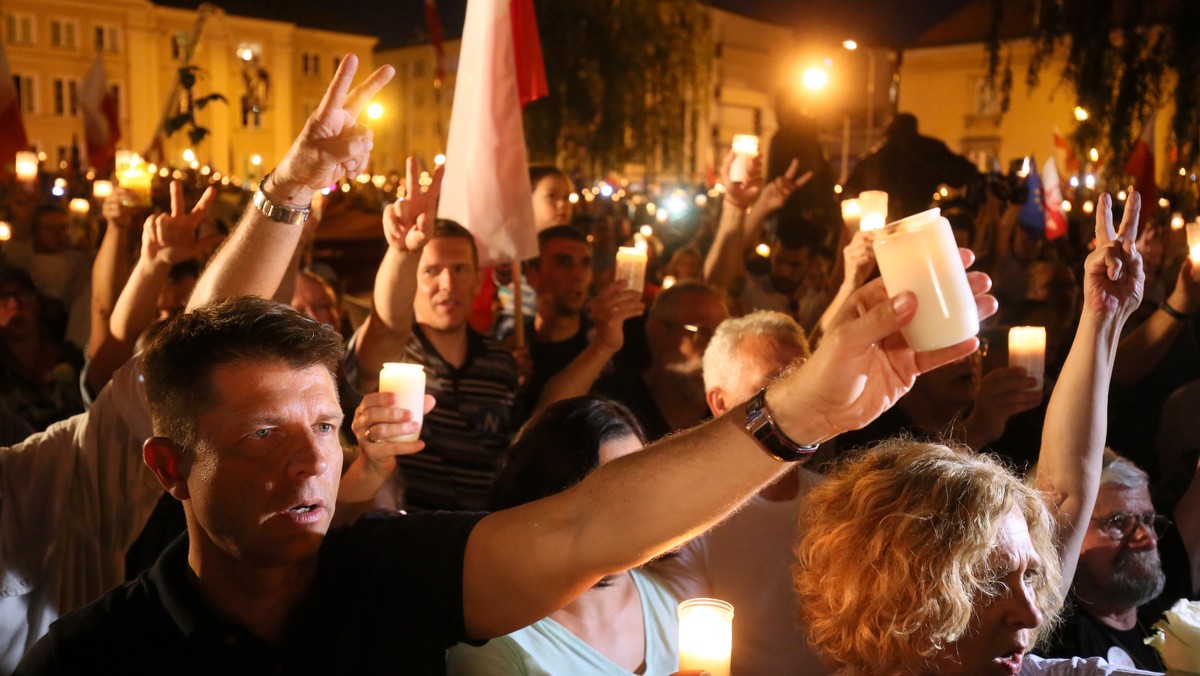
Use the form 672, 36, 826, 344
743, 387, 819, 462
252, 176, 311, 225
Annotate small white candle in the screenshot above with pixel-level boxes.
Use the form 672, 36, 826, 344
92, 180, 113, 199
1187, 222, 1200, 265
0, 221, 10, 242
69, 198, 90, 215
377, 363, 426, 442
858, 190, 888, 232
117, 157, 152, 205
615, 246, 647, 294
1008, 326, 1046, 391
678, 598, 734, 676
14, 151, 38, 184
841, 198, 861, 232
728, 134, 759, 183
872, 208, 979, 352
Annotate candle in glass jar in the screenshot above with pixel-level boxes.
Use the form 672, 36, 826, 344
872, 208, 979, 352
858, 190, 888, 231
841, 198, 862, 232
1008, 326, 1046, 391
615, 246, 647, 294
14, 151, 37, 184
117, 157, 152, 205
728, 134, 759, 183
678, 598, 734, 676
377, 363, 426, 442
92, 180, 113, 199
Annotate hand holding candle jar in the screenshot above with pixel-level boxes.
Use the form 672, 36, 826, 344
728, 135, 759, 184
678, 598, 733, 676
377, 363, 426, 442
872, 208, 979, 352
1008, 326, 1046, 391
615, 246, 647, 294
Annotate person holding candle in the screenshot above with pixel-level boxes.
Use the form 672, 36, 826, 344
447, 397, 683, 675
795, 192, 1144, 675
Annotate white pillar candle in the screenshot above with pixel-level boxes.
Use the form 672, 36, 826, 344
14, 151, 37, 184
841, 198, 861, 232
92, 180, 113, 199
377, 363, 426, 442
1008, 326, 1046, 391
615, 246, 647, 294
872, 208, 979, 352
858, 190, 888, 231
678, 598, 734, 676
728, 134, 759, 183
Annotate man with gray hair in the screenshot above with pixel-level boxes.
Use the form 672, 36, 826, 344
655, 310, 831, 674
1043, 448, 1200, 670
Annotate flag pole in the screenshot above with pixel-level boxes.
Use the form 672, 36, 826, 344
511, 262, 525, 347
141, 3, 219, 162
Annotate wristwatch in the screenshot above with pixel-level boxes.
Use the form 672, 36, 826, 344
743, 387, 819, 462
252, 174, 311, 225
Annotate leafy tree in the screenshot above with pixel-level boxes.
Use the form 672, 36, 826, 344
986, 0, 1200, 177
163, 66, 227, 146
524, 0, 711, 180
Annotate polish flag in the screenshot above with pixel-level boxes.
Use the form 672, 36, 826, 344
1052, 127, 1079, 175
80, 56, 121, 174
0, 40, 29, 178
1042, 156, 1068, 241
438, 0, 548, 267
1123, 113, 1157, 226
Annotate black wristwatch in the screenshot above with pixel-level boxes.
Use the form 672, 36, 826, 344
743, 387, 819, 462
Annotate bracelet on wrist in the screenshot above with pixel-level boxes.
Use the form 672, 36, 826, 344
742, 387, 819, 462
1161, 300, 1192, 321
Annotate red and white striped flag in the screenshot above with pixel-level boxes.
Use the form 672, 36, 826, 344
80, 56, 121, 174
1042, 156, 1068, 241
0, 39, 29, 178
437, 0, 548, 267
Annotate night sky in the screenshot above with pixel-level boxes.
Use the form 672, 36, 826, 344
155, 0, 975, 50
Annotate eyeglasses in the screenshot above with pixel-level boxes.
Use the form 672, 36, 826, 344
659, 320, 716, 345
1090, 512, 1171, 541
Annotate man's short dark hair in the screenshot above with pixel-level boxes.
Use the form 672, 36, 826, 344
142, 296, 345, 449
430, 219, 479, 268
528, 225, 590, 269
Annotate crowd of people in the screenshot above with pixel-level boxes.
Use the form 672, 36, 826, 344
0, 52, 1196, 675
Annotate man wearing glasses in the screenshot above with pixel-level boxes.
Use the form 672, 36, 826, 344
1043, 449, 1199, 670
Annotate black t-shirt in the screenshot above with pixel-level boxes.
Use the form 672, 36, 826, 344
1041, 524, 1194, 671
17, 511, 486, 675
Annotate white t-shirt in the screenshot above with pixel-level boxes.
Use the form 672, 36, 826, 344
1022, 654, 1153, 675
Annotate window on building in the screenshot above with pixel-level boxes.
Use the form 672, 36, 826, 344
333, 55, 342, 72
171, 33, 189, 61
93, 24, 120, 53
5, 13, 34, 45
51, 19, 79, 49
301, 52, 321, 76
972, 77, 1000, 117
13, 74, 35, 113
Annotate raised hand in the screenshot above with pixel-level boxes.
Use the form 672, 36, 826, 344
1084, 192, 1143, 320
272, 54, 394, 199
587, 280, 645, 354
101, 188, 137, 229
720, 149, 763, 209
349, 391, 435, 471
383, 156, 444, 252
777, 248, 996, 441
755, 158, 812, 214
141, 181, 222, 266
841, 228, 877, 289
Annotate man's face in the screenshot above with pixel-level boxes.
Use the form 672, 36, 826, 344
184, 361, 344, 567
413, 236, 480, 333
33, 211, 69, 253
0, 279, 38, 340
1076, 483, 1166, 608
531, 237, 592, 316
713, 334, 806, 412
531, 174, 572, 230
290, 274, 340, 328
936, 507, 1043, 675
769, 245, 809, 294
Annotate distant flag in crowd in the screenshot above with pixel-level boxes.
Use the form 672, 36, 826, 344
1053, 127, 1079, 174
0, 39, 29, 178
1042, 156, 1068, 240
1123, 112, 1157, 226
1017, 156, 1047, 236
425, 0, 446, 87
80, 56, 121, 174
438, 0, 548, 267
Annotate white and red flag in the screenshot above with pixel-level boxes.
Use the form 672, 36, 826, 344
80, 56, 121, 174
0, 39, 29, 178
1123, 113, 1157, 226
1042, 156, 1068, 241
437, 0, 548, 267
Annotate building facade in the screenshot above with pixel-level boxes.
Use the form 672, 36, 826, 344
2, 0, 376, 180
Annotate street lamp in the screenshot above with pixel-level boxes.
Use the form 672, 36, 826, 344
367, 102, 383, 120
801, 66, 828, 91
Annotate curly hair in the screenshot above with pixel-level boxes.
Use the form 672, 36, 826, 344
794, 439, 1063, 674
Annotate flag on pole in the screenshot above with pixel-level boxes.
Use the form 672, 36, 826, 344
1123, 113, 1157, 226
80, 56, 121, 174
1042, 156, 1068, 241
438, 0, 548, 268
0, 39, 29, 178
1052, 127, 1079, 174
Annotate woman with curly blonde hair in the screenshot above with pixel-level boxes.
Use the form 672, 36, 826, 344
796, 192, 1146, 675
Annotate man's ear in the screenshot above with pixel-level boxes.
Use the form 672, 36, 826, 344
143, 437, 191, 500
706, 387, 728, 418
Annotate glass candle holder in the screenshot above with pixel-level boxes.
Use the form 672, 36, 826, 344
678, 598, 734, 676
378, 363, 426, 442
1008, 326, 1046, 391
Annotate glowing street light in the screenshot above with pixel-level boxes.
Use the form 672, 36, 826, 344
250, 154, 263, 167
801, 66, 828, 91
239, 48, 254, 62
1074, 106, 1088, 122
842, 39, 858, 51
182, 148, 196, 163
366, 102, 383, 120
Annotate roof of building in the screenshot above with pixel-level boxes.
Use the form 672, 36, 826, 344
913, 0, 1033, 47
